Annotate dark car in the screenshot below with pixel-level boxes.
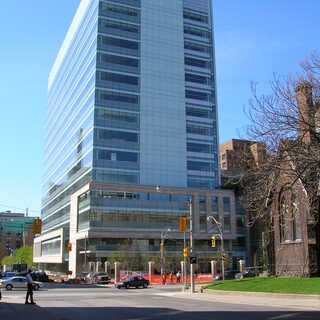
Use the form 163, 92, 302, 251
17, 271, 49, 282
115, 276, 149, 289
213, 270, 240, 281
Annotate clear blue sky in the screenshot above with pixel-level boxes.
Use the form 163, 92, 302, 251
0, 0, 319, 216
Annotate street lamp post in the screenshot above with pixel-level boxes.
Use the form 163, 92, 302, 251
207, 216, 225, 281
160, 228, 171, 278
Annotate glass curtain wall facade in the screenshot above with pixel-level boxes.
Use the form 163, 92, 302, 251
37, 0, 236, 274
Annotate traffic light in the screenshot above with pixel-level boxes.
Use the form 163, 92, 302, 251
160, 243, 164, 252
211, 236, 216, 248
33, 218, 42, 234
179, 217, 187, 232
183, 247, 189, 257
66, 243, 72, 252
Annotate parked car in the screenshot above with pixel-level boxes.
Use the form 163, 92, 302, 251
17, 271, 49, 282
235, 269, 256, 279
0, 271, 17, 279
91, 272, 111, 284
213, 270, 240, 281
115, 276, 149, 289
0, 276, 44, 291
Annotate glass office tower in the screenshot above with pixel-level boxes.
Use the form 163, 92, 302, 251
34, 0, 243, 275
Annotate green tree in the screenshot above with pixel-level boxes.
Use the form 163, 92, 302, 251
1, 245, 33, 269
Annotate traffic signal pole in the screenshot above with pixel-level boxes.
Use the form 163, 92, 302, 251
189, 198, 195, 293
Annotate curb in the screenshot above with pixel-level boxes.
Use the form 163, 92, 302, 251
202, 289, 320, 301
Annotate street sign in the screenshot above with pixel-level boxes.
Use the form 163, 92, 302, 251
190, 256, 197, 264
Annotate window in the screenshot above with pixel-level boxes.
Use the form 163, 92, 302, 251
101, 19, 140, 34
292, 195, 302, 240
279, 195, 290, 242
223, 197, 230, 212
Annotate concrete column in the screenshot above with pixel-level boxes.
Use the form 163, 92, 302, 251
114, 262, 120, 283
239, 259, 245, 273
180, 261, 186, 281
211, 260, 217, 277
89, 262, 95, 272
148, 261, 154, 283
96, 261, 102, 272
104, 261, 109, 274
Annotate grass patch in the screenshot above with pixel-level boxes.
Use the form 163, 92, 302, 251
206, 277, 320, 295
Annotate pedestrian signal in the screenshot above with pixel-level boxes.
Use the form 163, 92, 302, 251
211, 236, 216, 248
66, 243, 72, 252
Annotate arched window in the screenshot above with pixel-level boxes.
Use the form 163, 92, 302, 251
292, 195, 302, 240
279, 195, 290, 242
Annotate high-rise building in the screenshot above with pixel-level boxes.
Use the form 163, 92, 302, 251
34, 0, 243, 276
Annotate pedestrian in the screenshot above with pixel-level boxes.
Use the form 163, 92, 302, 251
176, 270, 181, 283
169, 272, 173, 284
25, 269, 36, 305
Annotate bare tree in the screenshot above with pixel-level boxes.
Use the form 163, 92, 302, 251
238, 51, 320, 275
240, 51, 320, 221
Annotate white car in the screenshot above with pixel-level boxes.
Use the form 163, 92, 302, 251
0, 276, 43, 291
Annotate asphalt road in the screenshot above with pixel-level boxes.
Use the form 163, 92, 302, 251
1, 284, 320, 320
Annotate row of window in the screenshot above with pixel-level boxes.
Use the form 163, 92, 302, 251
187, 160, 213, 172
184, 26, 210, 39
100, 35, 139, 51
96, 109, 139, 125
185, 41, 211, 54
185, 73, 212, 85
99, 52, 139, 68
107, 0, 141, 8
98, 71, 139, 86
185, 56, 211, 69
187, 124, 213, 136
93, 169, 139, 184
96, 149, 139, 162
97, 128, 139, 143
186, 90, 213, 102
100, 2, 140, 18
183, 10, 208, 24
187, 142, 214, 154
186, 106, 213, 119
97, 90, 139, 105
100, 18, 140, 35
